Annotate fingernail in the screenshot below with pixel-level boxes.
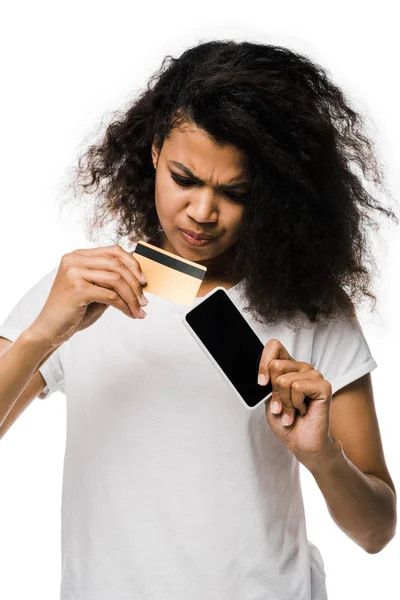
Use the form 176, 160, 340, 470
258, 373, 266, 385
139, 308, 147, 317
271, 401, 281, 414
282, 414, 291, 426
140, 294, 148, 306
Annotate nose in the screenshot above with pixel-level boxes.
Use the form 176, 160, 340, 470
186, 190, 218, 224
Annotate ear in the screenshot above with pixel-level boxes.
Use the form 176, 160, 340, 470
151, 135, 161, 170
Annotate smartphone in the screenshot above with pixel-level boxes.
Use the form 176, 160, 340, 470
182, 287, 273, 411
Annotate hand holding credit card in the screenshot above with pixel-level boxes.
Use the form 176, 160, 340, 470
130, 240, 207, 306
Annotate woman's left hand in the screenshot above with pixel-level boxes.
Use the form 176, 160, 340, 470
258, 338, 334, 467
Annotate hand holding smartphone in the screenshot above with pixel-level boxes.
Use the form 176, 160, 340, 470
182, 287, 273, 411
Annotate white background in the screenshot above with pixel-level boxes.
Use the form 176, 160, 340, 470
0, 1, 398, 598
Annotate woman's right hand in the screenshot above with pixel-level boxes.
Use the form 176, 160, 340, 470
29, 244, 149, 347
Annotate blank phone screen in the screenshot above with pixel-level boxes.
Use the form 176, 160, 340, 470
184, 289, 273, 408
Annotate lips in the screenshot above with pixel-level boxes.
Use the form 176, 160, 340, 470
179, 228, 216, 240
180, 230, 214, 247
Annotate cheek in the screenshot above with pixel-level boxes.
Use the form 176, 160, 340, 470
154, 178, 178, 217
228, 208, 244, 235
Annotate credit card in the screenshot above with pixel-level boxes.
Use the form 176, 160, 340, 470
130, 240, 207, 306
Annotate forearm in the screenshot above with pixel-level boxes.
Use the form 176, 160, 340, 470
0, 326, 61, 429
305, 437, 397, 553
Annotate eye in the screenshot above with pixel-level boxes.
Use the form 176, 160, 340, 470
171, 174, 195, 188
171, 173, 247, 203
224, 191, 247, 202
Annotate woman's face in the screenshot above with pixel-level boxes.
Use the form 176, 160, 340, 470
151, 123, 249, 280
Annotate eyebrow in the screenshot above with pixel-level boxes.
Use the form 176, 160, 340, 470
168, 161, 249, 191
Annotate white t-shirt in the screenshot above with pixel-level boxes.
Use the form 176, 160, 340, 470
0, 264, 378, 600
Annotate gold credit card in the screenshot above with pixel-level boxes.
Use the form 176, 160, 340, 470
131, 240, 207, 306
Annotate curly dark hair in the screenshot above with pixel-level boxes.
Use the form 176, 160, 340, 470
58, 39, 399, 333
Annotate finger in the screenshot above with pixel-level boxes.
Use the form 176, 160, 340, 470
257, 339, 304, 386
266, 358, 312, 379
290, 378, 332, 406
84, 254, 148, 305
274, 367, 296, 426
77, 271, 140, 319
70, 254, 148, 316
276, 370, 322, 422
74, 266, 146, 319
266, 357, 311, 419
77, 279, 136, 319
72, 244, 147, 285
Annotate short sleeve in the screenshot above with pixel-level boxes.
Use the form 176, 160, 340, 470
0, 266, 65, 399
310, 310, 378, 396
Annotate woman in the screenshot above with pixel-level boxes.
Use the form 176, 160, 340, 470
0, 39, 397, 600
